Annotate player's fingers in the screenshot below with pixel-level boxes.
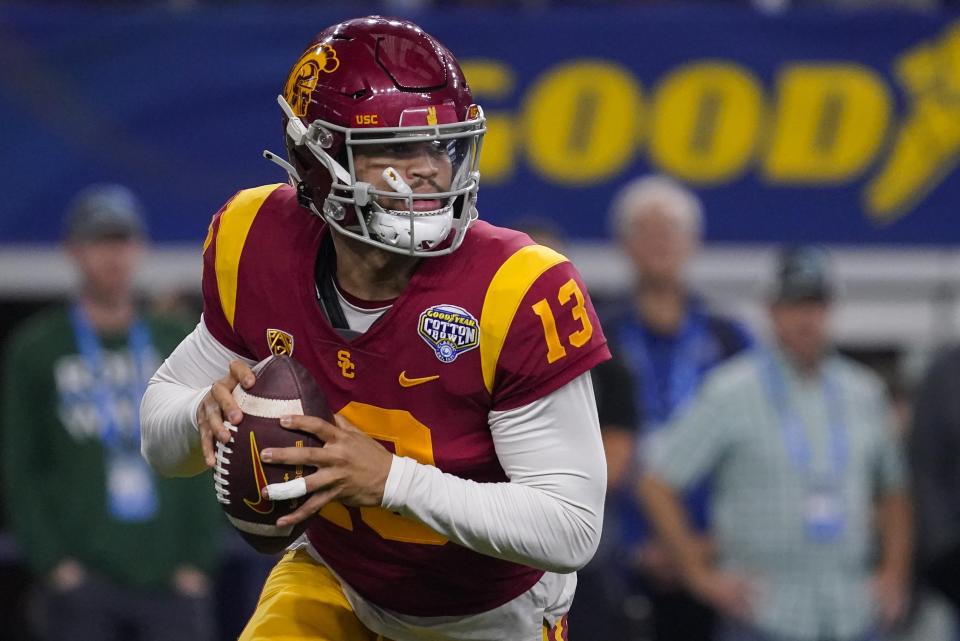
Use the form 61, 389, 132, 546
198, 419, 216, 468
278, 414, 338, 441
197, 397, 225, 467
264, 467, 339, 500
211, 381, 243, 426
260, 444, 328, 467
332, 413, 363, 434
229, 360, 256, 388
197, 396, 231, 454
205, 398, 234, 445
275, 487, 339, 529
263, 477, 308, 501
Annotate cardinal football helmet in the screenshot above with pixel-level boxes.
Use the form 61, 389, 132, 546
265, 16, 485, 257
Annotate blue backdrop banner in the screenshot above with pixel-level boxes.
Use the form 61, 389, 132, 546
0, 5, 957, 244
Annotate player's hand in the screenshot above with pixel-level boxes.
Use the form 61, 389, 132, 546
260, 413, 394, 528
688, 568, 758, 622
196, 360, 256, 468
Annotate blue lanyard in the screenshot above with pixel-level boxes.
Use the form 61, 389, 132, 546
620, 310, 706, 426
760, 351, 849, 484
69, 303, 152, 450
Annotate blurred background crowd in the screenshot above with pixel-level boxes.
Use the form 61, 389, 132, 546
1, 1, 959, 640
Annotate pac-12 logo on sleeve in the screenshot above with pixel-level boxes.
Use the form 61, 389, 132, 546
418, 305, 479, 363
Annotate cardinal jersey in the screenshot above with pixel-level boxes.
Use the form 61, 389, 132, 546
201, 183, 610, 617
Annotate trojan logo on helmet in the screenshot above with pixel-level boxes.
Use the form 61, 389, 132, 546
283, 44, 341, 117
263, 16, 487, 258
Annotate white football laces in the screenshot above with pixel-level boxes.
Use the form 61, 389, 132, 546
212, 422, 238, 505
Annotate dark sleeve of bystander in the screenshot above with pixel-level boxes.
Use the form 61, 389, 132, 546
591, 351, 639, 490
592, 354, 640, 431
909, 346, 960, 609
1, 320, 69, 576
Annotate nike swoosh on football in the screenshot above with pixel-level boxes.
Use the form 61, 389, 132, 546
398, 371, 440, 387
243, 431, 274, 515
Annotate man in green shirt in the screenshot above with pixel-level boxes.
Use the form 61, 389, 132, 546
1, 185, 223, 641
639, 246, 911, 641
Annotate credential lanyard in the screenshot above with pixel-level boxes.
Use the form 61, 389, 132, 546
621, 311, 706, 427
761, 351, 849, 484
69, 303, 152, 451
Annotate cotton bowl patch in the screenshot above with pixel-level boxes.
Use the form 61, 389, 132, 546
418, 305, 479, 363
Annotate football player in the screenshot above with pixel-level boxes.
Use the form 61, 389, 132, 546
141, 16, 609, 641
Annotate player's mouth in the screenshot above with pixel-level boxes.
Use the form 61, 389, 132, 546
380, 196, 445, 212
411, 198, 442, 211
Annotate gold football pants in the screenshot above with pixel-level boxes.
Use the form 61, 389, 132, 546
240, 548, 568, 641
239, 549, 386, 641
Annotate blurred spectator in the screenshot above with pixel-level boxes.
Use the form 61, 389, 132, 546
910, 345, 960, 613
1, 184, 223, 641
603, 175, 752, 641
515, 216, 639, 641
639, 246, 912, 641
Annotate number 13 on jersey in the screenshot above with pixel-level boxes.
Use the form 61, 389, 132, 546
532, 278, 593, 363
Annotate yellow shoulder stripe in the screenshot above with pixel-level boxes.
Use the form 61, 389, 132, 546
480, 244, 567, 394
214, 184, 284, 329
202, 220, 215, 254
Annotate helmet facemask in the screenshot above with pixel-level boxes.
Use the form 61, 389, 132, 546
266, 95, 485, 258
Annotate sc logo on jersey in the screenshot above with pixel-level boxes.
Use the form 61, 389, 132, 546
418, 305, 479, 363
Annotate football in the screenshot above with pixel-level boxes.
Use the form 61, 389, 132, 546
213, 354, 331, 554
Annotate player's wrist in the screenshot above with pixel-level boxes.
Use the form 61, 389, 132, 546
190, 386, 212, 431
368, 446, 394, 506
380, 454, 416, 510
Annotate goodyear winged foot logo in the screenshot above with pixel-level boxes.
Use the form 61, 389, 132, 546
418, 304, 479, 363
865, 23, 960, 222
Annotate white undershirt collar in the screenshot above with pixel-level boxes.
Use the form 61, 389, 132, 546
332, 282, 391, 333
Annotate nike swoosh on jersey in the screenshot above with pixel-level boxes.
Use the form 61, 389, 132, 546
398, 371, 440, 387
243, 431, 274, 515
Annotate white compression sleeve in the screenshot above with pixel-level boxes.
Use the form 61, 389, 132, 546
381, 372, 607, 573
140, 318, 255, 478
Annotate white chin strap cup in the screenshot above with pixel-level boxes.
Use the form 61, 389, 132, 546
366, 166, 452, 251
367, 207, 452, 251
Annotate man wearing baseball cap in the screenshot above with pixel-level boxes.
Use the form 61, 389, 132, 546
62, 183, 148, 242
2, 184, 223, 641
639, 245, 912, 641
